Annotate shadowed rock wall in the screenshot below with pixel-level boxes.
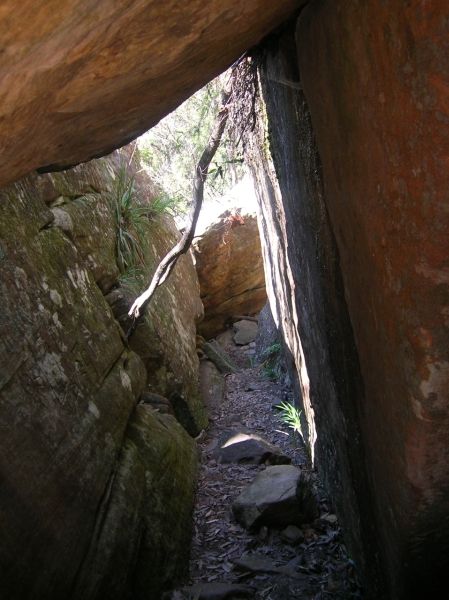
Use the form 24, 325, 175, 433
248, 4, 449, 597
0, 150, 204, 599
0, 1, 447, 597
248, 27, 382, 596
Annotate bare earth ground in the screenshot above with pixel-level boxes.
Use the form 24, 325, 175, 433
174, 339, 362, 599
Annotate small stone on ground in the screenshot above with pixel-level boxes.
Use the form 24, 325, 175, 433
232, 465, 318, 531
280, 525, 304, 545
215, 431, 291, 465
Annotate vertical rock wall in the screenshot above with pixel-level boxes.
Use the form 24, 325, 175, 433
0, 151, 204, 599
297, 2, 449, 597
247, 27, 382, 596
248, 3, 449, 597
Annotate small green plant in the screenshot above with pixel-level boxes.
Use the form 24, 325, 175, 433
262, 364, 279, 381
110, 164, 150, 274
275, 401, 302, 435
261, 342, 281, 359
261, 341, 282, 380
149, 191, 185, 217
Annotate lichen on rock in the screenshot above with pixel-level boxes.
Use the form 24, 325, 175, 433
0, 147, 204, 599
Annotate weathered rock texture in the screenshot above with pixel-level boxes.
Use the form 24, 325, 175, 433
298, 3, 449, 597
0, 0, 303, 187
254, 303, 280, 363
195, 212, 266, 338
105, 191, 206, 433
247, 6, 449, 599
0, 149, 203, 599
0, 1, 447, 598
233, 319, 258, 346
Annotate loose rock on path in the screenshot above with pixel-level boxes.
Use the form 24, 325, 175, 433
168, 333, 362, 600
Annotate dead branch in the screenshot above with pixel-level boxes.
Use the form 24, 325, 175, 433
127, 80, 233, 337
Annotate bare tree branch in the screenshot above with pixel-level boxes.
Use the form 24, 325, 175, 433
126, 79, 233, 338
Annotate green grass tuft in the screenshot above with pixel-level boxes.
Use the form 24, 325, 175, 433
149, 192, 184, 217
261, 341, 282, 381
109, 164, 150, 274
261, 342, 281, 359
275, 401, 302, 435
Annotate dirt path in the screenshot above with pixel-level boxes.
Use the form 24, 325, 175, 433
171, 337, 362, 600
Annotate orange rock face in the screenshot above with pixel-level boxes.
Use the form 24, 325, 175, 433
0, 0, 303, 187
194, 212, 266, 339
298, 2, 449, 597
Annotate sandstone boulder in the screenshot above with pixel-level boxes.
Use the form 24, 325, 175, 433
0, 0, 303, 187
248, 8, 449, 596
104, 167, 207, 435
215, 431, 291, 465
280, 525, 304, 545
254, 303, 280, 363
195, 212, 266, 339
199, 361, 225, 412
233, 319, 259, 345
200, 340, 238, 375
0, 150, 203, 599
140, 391, 175, 415
72, 406, 197, 600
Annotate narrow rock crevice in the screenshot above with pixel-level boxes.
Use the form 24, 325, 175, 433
171, 330, 361, 599
244, 23, 384, 594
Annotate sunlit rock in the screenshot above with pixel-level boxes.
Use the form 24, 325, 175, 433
194, 211, 266, 339
0, 0, 303, 186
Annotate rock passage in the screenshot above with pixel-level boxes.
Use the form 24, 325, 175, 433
168, 331, 362, 599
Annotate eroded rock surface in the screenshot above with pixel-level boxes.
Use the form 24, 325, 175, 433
199, 361, 225, 412
297, 4, 449, 595
195, 212, 266, 339
246, 24, 377, 591
0, 0, 303, 186
105, 210, 206, 432
0, 149, 203, 599
254, 303, 280, 363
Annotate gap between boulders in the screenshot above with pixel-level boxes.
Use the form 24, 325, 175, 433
166, 320, 362, 600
